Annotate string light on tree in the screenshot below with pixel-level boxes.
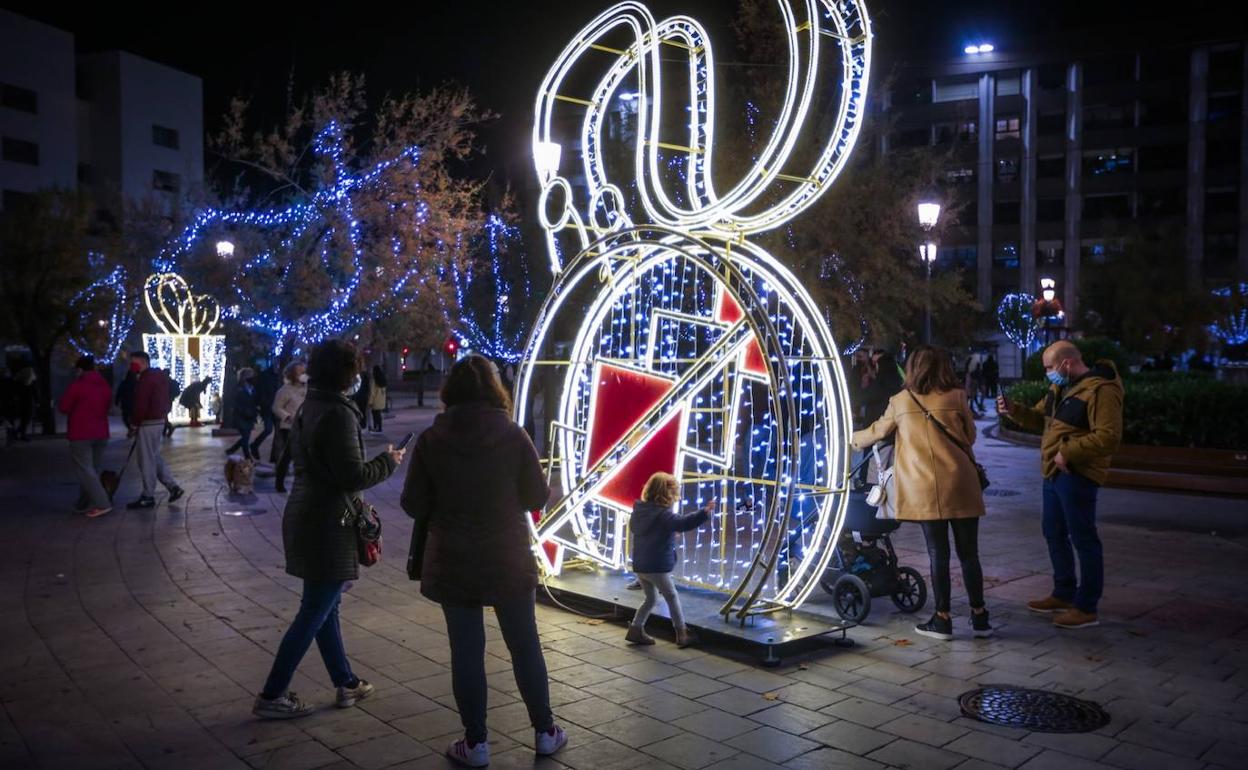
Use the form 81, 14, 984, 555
440, 213, 533, 363
516, 0, 871, 621
68, 263, 137, 362
1210, 283, 1248, 346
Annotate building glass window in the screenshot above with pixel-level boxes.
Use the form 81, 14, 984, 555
1, 137, 39, 165
1209, 47, 1244, 91
1208, 93, 1239, 123
1038, 198, 1065, 222
1038, 155, 1065, 179
152, 170, 181, 194
1208, 138, 1241, 168
1082, 148, 1134, 176
994, 200, 1020, 225
1083, 104, 1130, 131
933, 76, 978, 103
895, 127, 930, 147
946, 167, 975, 184
994, 242, 1020, 269
1206, 189, 1239, 217
1083, 194, 1131, 220
1038, 63, 1066, 90
1038, 111, 1064, 135
1140, 189, 1184, 217
1083, 55, 1136, 87
994, 116, 1020, 140
997, 157, 1019, 183
1138, 97, 1185, 127
1137, 144, 1185, 172
996, 72, 1021, 97
152, 125, 180, 149
1038, 240, 1064, 266
939, 245, 978, 268
1, 83, 38, 114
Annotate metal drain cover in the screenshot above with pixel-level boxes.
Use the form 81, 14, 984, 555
959, 685, 1110, 733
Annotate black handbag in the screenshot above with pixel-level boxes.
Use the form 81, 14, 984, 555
907, 390, 990, 490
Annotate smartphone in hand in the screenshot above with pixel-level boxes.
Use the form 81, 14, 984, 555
396, 432, 415, 451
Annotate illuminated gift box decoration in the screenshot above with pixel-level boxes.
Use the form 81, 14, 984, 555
516, 0, 872, 621
141, 272, 227, 425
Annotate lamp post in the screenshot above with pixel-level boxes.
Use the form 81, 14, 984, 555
917, 202, 941, 343
1035, 276, 1066, 345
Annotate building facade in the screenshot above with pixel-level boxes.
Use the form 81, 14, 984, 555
0, 9, 202, 213
880, 36, 1248, 320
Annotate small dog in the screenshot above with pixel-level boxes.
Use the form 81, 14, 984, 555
224, 455, 256, 495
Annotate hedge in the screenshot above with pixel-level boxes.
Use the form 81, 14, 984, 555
1003, 373, 1248, 449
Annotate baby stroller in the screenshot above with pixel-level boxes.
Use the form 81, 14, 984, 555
820, 444, 927, 623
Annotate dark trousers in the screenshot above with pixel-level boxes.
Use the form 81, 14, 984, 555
371, 409, 383, 432
226, 426, 256, 460
261, 580, 355, 698
441, 592, 553, 743
1042, 472, 1103, 613
919, 518, 985, 614
252, 412, 275, 457
274, 428, 292, 485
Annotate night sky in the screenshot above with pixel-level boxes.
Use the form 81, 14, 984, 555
5, 0, 1243, 189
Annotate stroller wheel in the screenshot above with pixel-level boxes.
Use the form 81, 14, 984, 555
891, 566, 928, 613
832, 574, 871, 624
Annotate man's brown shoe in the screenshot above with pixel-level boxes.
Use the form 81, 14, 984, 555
1027, 596, 1073, 614
1053, 609, 1099, 629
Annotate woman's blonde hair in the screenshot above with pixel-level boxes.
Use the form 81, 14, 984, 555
641, 472, 679, 507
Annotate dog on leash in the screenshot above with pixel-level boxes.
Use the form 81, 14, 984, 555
224, 455, 256, 495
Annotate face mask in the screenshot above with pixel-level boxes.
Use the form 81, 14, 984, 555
1046, 363, 1069, 387
298, 373, 308, 384
345, 374, 362, 396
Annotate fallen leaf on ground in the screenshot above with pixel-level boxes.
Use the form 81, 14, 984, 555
579, 618, 605, 625
762, 692, 780, 701
892, 639, 914, 647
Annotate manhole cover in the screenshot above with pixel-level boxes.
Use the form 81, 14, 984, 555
984, 488, 1021, 497
959, 685, 1110, 733
220, 509, 268, 517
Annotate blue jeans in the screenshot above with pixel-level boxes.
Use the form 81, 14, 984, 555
1042, 472, 1103, 613
261, 581, 355, 698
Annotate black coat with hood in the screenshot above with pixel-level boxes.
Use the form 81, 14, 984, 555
629, 500, 709, 574
401, 402, 549, 606
282, 388, 397, 582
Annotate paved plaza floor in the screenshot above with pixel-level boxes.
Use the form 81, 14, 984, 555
2, 394, 1246, 769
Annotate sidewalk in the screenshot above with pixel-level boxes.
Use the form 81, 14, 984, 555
1, 402, 1245, 769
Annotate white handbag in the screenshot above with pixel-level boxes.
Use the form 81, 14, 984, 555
865, 443, 897, 520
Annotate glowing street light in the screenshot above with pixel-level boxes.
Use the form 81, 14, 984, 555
1040, 276, 1057, 303
964, 43, 995, 55
917, 202, 941, 229
215, 240, 235, 258
917, 203, 941, 343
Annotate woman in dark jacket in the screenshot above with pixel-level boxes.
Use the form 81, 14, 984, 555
401, 355, 566, 767
253, 340, 403, 720
225, 368, 260, 460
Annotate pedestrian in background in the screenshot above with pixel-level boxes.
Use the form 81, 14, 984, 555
125, 350, 184, 509
58, 355, 113, 518
271, 362, 307, 493
225, 368, 260, 460
368, 365, 387, 432
253, 363, 281, 460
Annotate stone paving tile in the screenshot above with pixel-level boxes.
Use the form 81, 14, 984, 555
724, 726, 819, 764
802, 719, 894, 755
591, 712, 684, 747
612, 660, 686, 683
782, 746, 886, 769
244, 739, 341, 770
820, 696, 907, 727
765, 681, 846, 711
1100, 741, 1205, 770
866, 736, 966, 769
1019, 730, 1117, 760
944, 731, 1042, 768
643, 731, 740, 769
1115, 719, 1216, 759
696, 687, 780, 717
746, 702, 834, 735
655, 671, 735, 699
673, 708, 762, 741
705, 753, 786, 770
878, 712, 969, 747
625, 691, 709, 722
1017, 749, 1116, 770
550, 736, 657, 770
718, 669, 797, 695
558, 695, 636, 729
336, 732, 431, 769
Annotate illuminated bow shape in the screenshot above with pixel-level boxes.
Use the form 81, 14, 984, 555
143, 272, 221, 335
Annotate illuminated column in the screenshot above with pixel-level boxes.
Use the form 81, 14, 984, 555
977, 71, 995, 308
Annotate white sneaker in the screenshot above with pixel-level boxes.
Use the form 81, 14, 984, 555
535, 725, 567, 756
335, 678, 374, 708
446, 737, 489, 767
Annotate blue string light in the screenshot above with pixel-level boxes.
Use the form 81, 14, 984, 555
68, 263, 136, 362
440, 213, 532, 363
997, 292, 1041, 351
1210, 283, 1248, 346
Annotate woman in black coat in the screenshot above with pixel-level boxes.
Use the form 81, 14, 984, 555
252, 340, 403, 720
401, 355, 567, 766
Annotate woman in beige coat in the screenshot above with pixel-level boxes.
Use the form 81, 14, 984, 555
852, 346, 990, 641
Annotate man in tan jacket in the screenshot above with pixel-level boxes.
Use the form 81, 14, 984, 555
998, 341, 1123, 629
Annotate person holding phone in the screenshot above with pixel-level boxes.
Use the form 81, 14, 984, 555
253, 340, 404, 719
400, 355, 565, 767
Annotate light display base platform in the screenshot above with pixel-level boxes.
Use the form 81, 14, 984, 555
540, 569, 855, 666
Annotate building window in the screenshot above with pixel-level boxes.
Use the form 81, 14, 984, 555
1205, 232, 1238, 263
892, 78, 932, 106
994, 116, 1020, 140
1209, 47, 1244, 91
1, 83, 38, 114
1208, 93, 1239, 123
1083, 194, 1131, 220
152, 125, 180, 149
1037, 154, 1065, 179
1, 137, 39, 166
1038, 240, 1064, 265
994, 200, 1020, 225
1206, 189, 1239, 217
1081, 239, 1126, 263
77, 163, 94, 184
1138, 97, 1185, 127
895, 127, 929, 147
1037, 111, 1064, 135
152, 170, 181, 194
1083, 55, 1136, 87
2, 189, 34, 211
994, 242, 1020, 268
940, 245, 978, 268
934, 121, 977, 144
1082, 148, 1134, 176
946, 167, 975, 184
1083, 104, 1130, 131
1038, 198, 1065, 222
1208, 137, 1242, 168
1139, 50, 1186, 82
997, 157, 1019, 183
1038, 63, 1066, 91
995, 72, 1021, 97
1137, 144, 1185, 172
933, 76, 978, 103
1140, 189, 1184, 217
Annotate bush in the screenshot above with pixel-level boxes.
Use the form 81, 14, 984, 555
1023, 337, 1131, 381
1001, 373, 1248, 449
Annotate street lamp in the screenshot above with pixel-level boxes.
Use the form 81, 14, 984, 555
1040, 277, 1056, 303
1034, 276, 1066, 345
216, 240, 235, 258
917, 202, 941, 343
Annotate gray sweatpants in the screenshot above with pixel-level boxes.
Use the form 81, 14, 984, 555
137, 423, 177, 497
70, 439, 109, 509
631, 572, 686, 631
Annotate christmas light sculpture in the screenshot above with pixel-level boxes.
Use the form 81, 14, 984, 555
141, 272, 226, 425
69, 264, 137, 362
1210, 283, 1248, 346
997, 293, 1041, 352
517, 0, 871, 621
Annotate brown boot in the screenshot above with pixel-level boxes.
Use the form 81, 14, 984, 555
625, 626, 655, 645
1053, 608, 1099, 629
1027, 596, 1073, 614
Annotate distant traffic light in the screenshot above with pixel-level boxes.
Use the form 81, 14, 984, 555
444, 338, 459, 357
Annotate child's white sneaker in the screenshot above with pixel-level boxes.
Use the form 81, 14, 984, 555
446, 737, 489, 767
535, 725, 568, 756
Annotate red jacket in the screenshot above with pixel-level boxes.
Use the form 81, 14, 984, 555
57, 370, 112, 441
132, 367, 173, 425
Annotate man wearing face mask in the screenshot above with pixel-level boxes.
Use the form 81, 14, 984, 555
126, 351, 185, 509
998, 340, 1123, 630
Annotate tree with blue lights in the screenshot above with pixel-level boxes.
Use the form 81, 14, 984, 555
162, 74, 494, 358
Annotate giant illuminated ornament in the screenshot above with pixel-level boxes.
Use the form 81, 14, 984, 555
516, 0, 871, 621
141, 272, 227, 425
